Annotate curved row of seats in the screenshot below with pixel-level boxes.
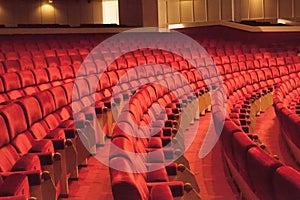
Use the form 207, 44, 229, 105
0, 83, 85, 199
100, 37, 300, 199
0, 44, 207, 199
0, 33, 298, 75
219, 119, 300, 200
0, 174, 33, 200
274, 76, 300, 163
0, 33, 299, 199
212, 60, 300, 200
109, 78, 200, 200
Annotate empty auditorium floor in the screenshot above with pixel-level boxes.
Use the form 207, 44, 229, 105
60, 107, 298, 200
255, 107, 300, 171
184, 113, 239, 200
59, 153, 113, 200
60, 112, 241, 200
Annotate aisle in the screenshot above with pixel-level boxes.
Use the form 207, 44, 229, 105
59, 153, 113, 200
184, 113, 239, 200
254, 106, 300, 171
63, 113, 240, 200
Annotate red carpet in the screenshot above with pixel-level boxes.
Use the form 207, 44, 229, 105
254, 107, 300, 171
59, 156, 113, 200
61, 112, 240, 199
185, 113, 239, 200
63, 107, 293, 199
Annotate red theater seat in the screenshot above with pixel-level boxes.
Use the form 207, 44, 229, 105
32, 69, 51, 90
45, 68, 63, 86
33, 57, 47, 69
3, 60, 21, 72
19, 58, 35, 71
273, 166, 300, 200
18, 70, 39, 95
246, 147, 283, 200
4, 52, 19, 61
0, 174, 30, 199
46, 57, 60, 68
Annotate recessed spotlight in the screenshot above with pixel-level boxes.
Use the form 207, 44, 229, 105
48, 0, 53, 3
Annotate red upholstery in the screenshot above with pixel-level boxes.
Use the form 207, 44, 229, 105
3, 61, 21, 73
33, 90, 56, 117
246, 147, 283, 200
46, 57, 60, 68
32, 57, 47, 69
0, 174, 30, 198
273, 166, 300, 200
1, 73, 21, 92
150, 185, 173, 200
0, 103, 27, 140
18, 70, 36, 89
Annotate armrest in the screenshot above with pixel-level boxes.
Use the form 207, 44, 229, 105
51, 139, 66, 150
74, 120, 87, 128
52, 138, 72, 150
64, 129, 77, 138
0, 171, 42, 186
95, 107, 103, 114
165, 163, 177, 176
163, 128, 172, 136
241, 126, 249, 133
85, 113, 94, 121
240, 119, 248, 126
104, 102, 111, 109
36, 153, 54, 165
161, 137, 171, 147
172, 108, 180, 114
164, 120, 173, 128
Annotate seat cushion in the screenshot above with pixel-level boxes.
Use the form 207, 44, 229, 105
147, 167, 169, 182
12, 154, 41, 172
58, 120, 74, 129
44, 128, 66, 140
30, 140, 54, 154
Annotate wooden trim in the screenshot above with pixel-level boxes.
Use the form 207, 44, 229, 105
0, 21, 299, 35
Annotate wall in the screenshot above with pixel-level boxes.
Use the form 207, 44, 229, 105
0, 0, 103, 27
0, 0, 299, 28
158, 0, 300, 27
239, 0, 300, 21
158, 0, 233, 26
142, 0, 159, 27
119, 0, 142, 27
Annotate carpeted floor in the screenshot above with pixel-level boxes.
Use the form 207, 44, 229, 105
59, 155, 113, 200
61, 112, 240, 200
60, 106, 300, 200
254, 106, 300, 171
184, 113, 239, 200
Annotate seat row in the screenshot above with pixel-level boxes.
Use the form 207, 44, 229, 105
0, 33, 299, 199
213, 54, 300, 66
0, 66, 75, 104
274, 76, 300, 164
210, 53, 300, 198
0, 79, 105, 199
218, 119, 300, 200
109, 78, 201, 200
